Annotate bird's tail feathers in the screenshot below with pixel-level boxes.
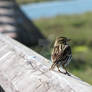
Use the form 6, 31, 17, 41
49, 62, 57, 70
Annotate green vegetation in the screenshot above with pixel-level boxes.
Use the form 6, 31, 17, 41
16, 0, 56, 4
16, 0, 71, 4
33, 12, 92, 84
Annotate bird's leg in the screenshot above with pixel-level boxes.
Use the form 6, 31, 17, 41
57, 64, 64, 74
62, 64, 71, 76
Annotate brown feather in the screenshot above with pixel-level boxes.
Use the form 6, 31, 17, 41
50, 37, 72, 74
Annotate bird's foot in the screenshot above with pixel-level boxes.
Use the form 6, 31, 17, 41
64, 72, 71, 76
58, 69, 65, 74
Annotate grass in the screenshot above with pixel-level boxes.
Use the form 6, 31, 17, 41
32, 12, 92, 84
34, 13, 92, 43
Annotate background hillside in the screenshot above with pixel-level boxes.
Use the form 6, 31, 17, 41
17, 0, 55, 4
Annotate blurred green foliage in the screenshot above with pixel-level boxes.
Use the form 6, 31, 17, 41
32, 12, 92, 84
16, 0, 71, 4
16, 0, 56, 4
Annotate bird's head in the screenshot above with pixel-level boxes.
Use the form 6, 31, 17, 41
54, 37, 71, 46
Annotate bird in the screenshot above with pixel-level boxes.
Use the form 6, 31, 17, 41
49, 37, 72, 76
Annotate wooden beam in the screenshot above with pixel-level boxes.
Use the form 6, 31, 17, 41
0, 34, 92, 92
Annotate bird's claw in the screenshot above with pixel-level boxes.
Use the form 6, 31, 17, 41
64, 72, 71, 76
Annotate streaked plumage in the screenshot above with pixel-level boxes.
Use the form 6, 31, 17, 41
50, 37, 72, 76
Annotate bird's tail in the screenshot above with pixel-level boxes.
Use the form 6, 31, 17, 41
49, 62, 57, 70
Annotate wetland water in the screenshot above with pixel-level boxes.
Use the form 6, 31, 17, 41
21, 0, 92, 19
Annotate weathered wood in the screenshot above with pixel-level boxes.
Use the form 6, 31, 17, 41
0, 33, 92, 92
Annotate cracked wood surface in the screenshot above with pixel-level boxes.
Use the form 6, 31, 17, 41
0, 33, 92, 92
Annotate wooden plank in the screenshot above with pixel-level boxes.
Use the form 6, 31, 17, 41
0, 33, 92, 92
0, 51, 13, 64
0, 45, 11, 58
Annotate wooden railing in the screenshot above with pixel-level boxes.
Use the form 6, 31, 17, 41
0, 33, 92, 92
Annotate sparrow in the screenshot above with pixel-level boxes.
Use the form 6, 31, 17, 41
49, 37, 72, 76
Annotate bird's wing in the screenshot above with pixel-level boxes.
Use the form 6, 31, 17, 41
51, 45, 71, 63
61, 46, 72, 61
51, 45, 63, 63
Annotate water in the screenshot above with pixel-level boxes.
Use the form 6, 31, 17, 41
21, 0, 92, 19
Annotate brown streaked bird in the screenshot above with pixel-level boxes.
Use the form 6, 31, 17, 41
49, 37, 72, 76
